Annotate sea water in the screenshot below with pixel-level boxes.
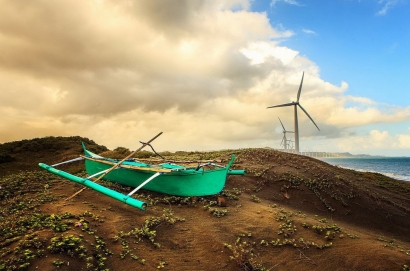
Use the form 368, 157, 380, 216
319, 157, 410, 182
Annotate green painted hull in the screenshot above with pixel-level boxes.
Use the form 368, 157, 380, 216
84, 157, 233, 197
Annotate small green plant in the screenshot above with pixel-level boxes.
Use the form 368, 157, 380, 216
251, 194, 261, 203
210, 208, 228, 217
221, 188, 242, 200
157, 261, 166, 269
131, 254, 139, 260
52, 259, 65, 268
224, 236, 269, 271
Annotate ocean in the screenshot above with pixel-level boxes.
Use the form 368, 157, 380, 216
319, 157, 410, 182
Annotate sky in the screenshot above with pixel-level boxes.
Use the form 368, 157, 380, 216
0, 0, 409, 156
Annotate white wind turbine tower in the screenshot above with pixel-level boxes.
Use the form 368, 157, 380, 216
278, 117, 294, 150
267, 72, 320, 154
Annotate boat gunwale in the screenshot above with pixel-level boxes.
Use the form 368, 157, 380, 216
81, 155, 230, 174
81, 155, 174, 173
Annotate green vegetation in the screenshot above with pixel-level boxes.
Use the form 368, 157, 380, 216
224, 237, 270, 271
113, 208, 185, 259
0, 171, 116, 271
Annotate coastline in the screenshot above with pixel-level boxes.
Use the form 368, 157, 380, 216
319, 157, 410, 182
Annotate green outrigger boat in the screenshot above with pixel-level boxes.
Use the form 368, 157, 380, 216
38, 135, 244, 211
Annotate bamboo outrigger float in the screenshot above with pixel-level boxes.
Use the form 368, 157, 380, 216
38, 133, 245, 211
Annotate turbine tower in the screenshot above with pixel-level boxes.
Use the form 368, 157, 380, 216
278, 117, 294, 150
267, 72, 320, 154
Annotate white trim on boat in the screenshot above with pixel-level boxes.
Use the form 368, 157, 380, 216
127, 172, 162, 197
52, 157, 84, 167
86, 169, 111, 180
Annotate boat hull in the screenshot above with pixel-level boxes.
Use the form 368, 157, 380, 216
85, 159, 229, 196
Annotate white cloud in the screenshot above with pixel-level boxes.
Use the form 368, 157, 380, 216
396, 134, 410, 148
345, 96, 377, 105
302, 29, 316, 35
337, 130, 410, 152
376, 0, 400, 15
240, 41, 297, 65
270, 0, 303, 7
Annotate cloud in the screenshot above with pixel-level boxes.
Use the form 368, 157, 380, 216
337, 130, 410, 153
240, 41, 297, 65
396, 134, 410, 148
0, 0, 409, 154
0, 0, 284, 115
302, 29, 316, 35
376, 0, 401, 15
270, 0, 303, 7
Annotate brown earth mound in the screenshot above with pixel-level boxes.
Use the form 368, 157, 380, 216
1, 138, 410, 270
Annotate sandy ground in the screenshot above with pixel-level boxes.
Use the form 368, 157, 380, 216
1, 146, 410, 270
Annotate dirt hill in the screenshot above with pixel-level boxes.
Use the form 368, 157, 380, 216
1, 137, 410, 271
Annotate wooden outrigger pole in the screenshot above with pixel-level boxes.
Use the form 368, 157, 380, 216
65, 132, 163, 201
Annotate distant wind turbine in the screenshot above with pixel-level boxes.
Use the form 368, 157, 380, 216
287, 139, 294, 150
278, 117, 294, 150
267, 72, 320, 154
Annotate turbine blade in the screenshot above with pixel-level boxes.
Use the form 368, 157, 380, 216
278, 117, 286, 131
297, 71, 304, 102
298, 103, 320, 131
267, 102, 296, 109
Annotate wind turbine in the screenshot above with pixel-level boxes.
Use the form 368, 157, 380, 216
287, 139, 294, 150
267, 72, 320, 154
278, 117, 294, 150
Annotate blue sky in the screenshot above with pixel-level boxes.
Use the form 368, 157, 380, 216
0, 0, 409, 156
256, 0, 410, 106
255, 0, 410, 155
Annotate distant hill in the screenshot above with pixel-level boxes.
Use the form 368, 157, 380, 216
0, 136, 107, 176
